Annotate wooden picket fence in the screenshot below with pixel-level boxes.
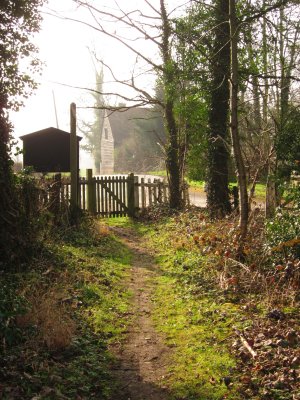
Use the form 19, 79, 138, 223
58, 172, 170, 217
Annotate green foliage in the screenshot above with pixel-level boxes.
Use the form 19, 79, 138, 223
266, 211, 300, 255
266, 186, 300, 259
3, 170, 52, 266
0, 0, 44, 267
276, 106, 300, 180
0, 281, 27, 350
179, 93, 208, 181
0, 220, 133, 398
0, 0, 44, 110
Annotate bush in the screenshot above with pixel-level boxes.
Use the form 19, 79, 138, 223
12, 170, 52, 264
266, 186, 300, 259
0, 282, 27, 351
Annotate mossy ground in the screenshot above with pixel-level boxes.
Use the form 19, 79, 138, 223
129, 217, 241, 400
2, 211, 296, 399
0, 219, 133, 399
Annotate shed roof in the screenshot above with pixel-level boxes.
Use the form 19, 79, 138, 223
20, 127, 82, 141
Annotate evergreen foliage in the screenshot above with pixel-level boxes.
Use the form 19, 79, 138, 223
0, 0, 44, 266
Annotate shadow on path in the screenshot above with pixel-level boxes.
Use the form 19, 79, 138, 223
108, 226, 172, 400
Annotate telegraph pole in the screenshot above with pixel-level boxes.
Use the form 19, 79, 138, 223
70, 102, 79, 214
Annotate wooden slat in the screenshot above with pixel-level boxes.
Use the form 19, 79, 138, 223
153, 179, 158, 204
163, 178, 167, 202
96, 177, 99, 214
141, 178, 145, 209
104, 177, 108, 214
101, 177, 104, 214
82, 179, 86, 210
108, 176, 112, 216
116, 177, 119, 215
113, 178, 116, 217
148, 178, 152, 206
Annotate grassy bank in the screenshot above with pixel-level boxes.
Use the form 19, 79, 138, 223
133, 210, 299, 400
134, 217, 240, 399
2, 212, 298, 399
0, 220, 133, 399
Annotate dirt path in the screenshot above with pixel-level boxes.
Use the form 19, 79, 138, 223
109, 227, 170, 400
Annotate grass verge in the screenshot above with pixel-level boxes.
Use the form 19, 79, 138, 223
135, 217, 240, 400
188, 180, 266, 201
134, 209, 299, 400
0, 219, 132, 399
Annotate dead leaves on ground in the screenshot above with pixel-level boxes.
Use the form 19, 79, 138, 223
233, 318, 300, 399
161, 209, 300, 399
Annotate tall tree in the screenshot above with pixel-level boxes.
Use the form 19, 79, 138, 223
0, 0, 43, 262
69, 0, 186, 208
206, 0, 232, 217
229, 0, 249, 241
160, 0, 182, 208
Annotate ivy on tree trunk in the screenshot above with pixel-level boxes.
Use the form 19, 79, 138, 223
160, 0, 182, 209
206, 0, 231, 218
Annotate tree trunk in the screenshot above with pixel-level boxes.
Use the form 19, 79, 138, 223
160, 0, 182, 209
262, 0, 276, 218
229, 0, 249, 240
206, 0, 231, 218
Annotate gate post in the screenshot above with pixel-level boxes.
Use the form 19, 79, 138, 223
127, 173, 135, 217
70, 103, 79, 211
86, 169, 96, 215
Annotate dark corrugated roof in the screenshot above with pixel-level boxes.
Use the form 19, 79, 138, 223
20, 127, 82, 140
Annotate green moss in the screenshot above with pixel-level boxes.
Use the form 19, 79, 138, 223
139, 217, 240, 400
1, 220, 134, 399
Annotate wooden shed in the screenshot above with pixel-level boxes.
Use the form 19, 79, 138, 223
20, 127, 82, 173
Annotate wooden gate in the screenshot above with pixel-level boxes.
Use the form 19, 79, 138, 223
95, 175, 128, 216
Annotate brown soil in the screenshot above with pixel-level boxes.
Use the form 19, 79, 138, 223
109, 227, 170, 400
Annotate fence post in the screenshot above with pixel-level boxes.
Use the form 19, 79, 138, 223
70, 103, 79, 211
86, 169, 96, 215
127, 173, 135, 217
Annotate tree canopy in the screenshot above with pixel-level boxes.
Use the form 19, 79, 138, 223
0, 0, 44, 265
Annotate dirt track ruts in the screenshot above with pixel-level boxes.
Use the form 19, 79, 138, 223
109, 227, 170, 400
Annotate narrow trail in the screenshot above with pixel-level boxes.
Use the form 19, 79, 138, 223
109, 227, 170, 400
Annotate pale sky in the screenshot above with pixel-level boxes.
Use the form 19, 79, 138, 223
10, 0, 188, 165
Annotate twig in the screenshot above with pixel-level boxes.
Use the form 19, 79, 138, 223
235, 329, 257, 358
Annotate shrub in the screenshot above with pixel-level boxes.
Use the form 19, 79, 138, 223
0, 282, 27, 351
266, 186, 300, 259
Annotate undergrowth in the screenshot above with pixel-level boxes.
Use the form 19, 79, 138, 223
130, 207, 299, 399
0, 218, 132, 399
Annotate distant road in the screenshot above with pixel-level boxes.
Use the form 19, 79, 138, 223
136, 174, 207, 207
96, 174, 207, 207
188, 189, 206, 207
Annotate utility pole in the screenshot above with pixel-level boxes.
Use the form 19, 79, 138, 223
70, 102, 79, 214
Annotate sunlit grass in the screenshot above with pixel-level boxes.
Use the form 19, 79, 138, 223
188, 179, 266, 200
2, 220, 134, 399
144, 169, 167, 177
137, 218, 240, 400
